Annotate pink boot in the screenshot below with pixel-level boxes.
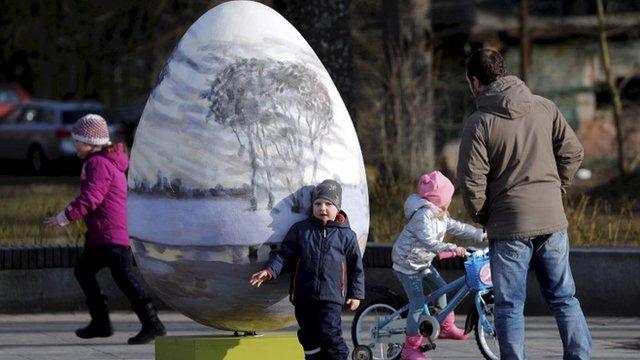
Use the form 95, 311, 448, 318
438, 312, 468, 340
401, 334, 431, 360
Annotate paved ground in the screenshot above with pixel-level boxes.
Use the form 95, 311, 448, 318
0, 313, 638, 359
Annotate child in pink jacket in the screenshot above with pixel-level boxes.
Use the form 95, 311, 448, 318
45, 114, 165, 345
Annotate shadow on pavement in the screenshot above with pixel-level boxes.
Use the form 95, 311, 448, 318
608, 339, 640, 350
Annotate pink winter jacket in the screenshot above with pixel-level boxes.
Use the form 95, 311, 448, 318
64, 143, 130, 247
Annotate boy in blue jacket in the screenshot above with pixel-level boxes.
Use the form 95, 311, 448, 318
250, 179, 365, 360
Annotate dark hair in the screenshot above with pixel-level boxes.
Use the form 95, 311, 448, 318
465, 48, 507, 85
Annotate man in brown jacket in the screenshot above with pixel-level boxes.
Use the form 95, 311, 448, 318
457, 49, 592, 360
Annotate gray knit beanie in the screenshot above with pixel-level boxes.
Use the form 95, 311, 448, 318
312, 179, 342, 209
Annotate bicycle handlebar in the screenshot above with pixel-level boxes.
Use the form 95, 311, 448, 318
436, 251, 458, 260
436, 247, 489, 260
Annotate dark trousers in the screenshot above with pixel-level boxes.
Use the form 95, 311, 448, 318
75, 245, 149, 308
294, 300, 348, 360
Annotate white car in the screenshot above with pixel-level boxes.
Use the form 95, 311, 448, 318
0, 100, 126, 173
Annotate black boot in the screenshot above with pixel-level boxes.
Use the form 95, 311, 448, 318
128, 301, 166, 345
76, 297, 114, 339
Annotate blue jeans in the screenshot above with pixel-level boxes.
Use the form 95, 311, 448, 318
395, 266, 447, 335
489, 230, 592, 360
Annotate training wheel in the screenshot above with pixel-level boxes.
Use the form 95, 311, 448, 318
352, 345, 373, 360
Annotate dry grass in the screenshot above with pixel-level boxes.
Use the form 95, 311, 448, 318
0, 177, 85, 246
1, 175, 638, 247
565, 195, 639, 246
367, 176, 640, 246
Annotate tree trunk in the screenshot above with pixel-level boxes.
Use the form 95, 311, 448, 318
75, 58, 87, 99
596, 0, 627, 176
106, 61, 116, 107
519, 0, 530, 84
382, 0, 434, 178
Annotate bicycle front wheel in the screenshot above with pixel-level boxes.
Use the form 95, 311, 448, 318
475, 301, 500, 360
352, 301, 404, 360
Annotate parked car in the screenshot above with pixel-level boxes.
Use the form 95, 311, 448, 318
0, 99, 126, 173
0, 84, 31, 119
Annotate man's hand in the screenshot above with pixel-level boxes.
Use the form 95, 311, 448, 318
249, 270, 271, 288
346, 298, 360, 311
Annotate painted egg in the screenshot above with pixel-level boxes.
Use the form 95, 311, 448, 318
127, 0, 369, 332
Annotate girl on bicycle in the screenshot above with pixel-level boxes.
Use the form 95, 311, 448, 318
392, 170, 485, 360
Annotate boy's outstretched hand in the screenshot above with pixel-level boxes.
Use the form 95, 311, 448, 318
249, 270, 271, 287
346, 299, 360, 311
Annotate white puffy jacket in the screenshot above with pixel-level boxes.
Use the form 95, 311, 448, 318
392, 194, 484, 275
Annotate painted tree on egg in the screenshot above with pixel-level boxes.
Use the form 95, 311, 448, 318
204, 58, 333, 211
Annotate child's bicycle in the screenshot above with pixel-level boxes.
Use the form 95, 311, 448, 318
351, 248, 498, 360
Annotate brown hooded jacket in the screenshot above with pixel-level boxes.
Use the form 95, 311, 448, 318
457, 76, 584, 239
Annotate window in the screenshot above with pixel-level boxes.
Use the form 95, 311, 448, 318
0, 90, 19, 103
0, 107, 21, 124
16, 107, 55, 124
595, 76, 640, 108
19, 108, 39, 123
39, 110, 55, 124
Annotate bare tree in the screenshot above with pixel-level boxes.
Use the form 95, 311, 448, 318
596, 0, 628, 175
204, 58, 333, 210
519, 0, 531, 83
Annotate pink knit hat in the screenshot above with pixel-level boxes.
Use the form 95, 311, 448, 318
72, 114, 110, 146
417, 171, 455, 207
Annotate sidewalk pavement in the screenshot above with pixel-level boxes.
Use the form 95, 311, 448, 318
0, 313, 638, 359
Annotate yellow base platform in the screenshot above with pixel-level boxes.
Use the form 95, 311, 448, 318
155, 334, 302, 360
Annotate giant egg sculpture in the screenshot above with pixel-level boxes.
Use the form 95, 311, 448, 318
127, 1, 369, 332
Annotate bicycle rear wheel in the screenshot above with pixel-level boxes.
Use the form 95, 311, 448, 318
475, 301, 500, 360
352, 301, 404, 360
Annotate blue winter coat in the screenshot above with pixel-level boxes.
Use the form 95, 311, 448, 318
264, 211, 365, 305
